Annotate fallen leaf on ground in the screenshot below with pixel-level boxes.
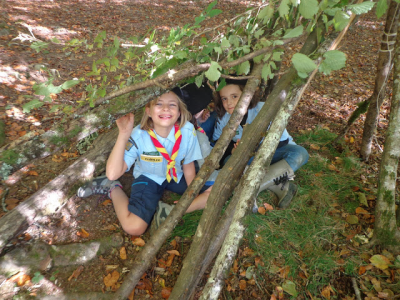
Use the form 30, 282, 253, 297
167, 250, 180, 256
120, 247, 127, 260
264, 203, 274, 211
68, 266, 84, 281
239, 279, 247, 290
8, 272, 31, 286
27, 170, 38, 176
102, 199, 112, 206
161, 287, 172, 299
104, 270, 119, 287
370, 254, 391, 270
258, 206, 266, 215
77, 228, 89, 238
321, 284, 334, 299
132, 237, 145, 246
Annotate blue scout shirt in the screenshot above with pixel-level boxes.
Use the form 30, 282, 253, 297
124, 122, 202, 185
212, 102, 290, 142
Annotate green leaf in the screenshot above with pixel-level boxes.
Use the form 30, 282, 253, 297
237, 61, 250, 75
174, 50, 188, 59
348, 2, 375, 15
214, 47, 222, 54
34, 83, 63, 96
205, 0, 218, 13
204, 61, 221, 82
30, 41, 49, 53
111, 57, 119, 67
272, 51, 283, 62
283, 25, 304, 39
357, 192, 368, 207
221, 38, 230, 49
22, 99, 44, 113
346, 215, 359, 224
299, 0, 319, 19
333, 11, 350, 31
49, 105, 61, 113
279, 0, 291, 16
195, 74, 204, 88
94, 30, 106, 44
282, 280, 298, 297
261, 64, 272, 81
229, 35, 240, 48
319, 50, 346, 75
292, 53, 317, 78
98, 88, 106, 98
61, 80, 80, 90
376, 0, 388, 18
51, 37, 61, 43
254, 29, 265, 39
208, 9, 222, 17
195, 15, 206, 25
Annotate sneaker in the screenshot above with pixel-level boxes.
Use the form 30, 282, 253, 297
151, 202, 175, 232
77, 176, 122, 198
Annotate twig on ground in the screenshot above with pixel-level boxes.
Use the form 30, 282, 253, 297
374, 136, 383, 152
1, 187, 9, 212
351, 277, 362, 300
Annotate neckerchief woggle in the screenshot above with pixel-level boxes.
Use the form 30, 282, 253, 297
148, 124, 182, 182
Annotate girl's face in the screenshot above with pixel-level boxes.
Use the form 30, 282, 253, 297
146, 92, 181, 131
219, 84, 242, 115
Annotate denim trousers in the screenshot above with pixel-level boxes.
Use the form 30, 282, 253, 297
270, 143, 309, 172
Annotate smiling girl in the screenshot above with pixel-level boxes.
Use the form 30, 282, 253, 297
213, 79, 309, 209
77, 91, 211, 235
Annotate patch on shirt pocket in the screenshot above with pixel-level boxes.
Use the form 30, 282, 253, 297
141, 154, 163, 163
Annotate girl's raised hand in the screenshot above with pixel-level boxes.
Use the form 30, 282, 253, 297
116, 113, 134, 135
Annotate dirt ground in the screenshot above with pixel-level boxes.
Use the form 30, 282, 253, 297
0, 0, 390, 299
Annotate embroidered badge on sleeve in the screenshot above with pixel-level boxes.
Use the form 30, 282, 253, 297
125, 137, 138, 151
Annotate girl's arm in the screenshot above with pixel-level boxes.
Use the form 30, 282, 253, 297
106, 113, 134, 180
183, 161, 196, 186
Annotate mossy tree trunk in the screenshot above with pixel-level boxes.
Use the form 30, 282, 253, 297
361, 0, 400, 161
370, 20, 400, 250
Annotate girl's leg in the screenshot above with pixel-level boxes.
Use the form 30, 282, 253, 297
271, 144, 309, 172
185, 187, 212, 213
110, 187, 148, 236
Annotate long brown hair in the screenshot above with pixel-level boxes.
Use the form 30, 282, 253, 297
215, 84, 259, 119
140, 92, 192, 131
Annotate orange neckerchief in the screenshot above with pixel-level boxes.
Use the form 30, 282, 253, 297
148, 124, 182, 182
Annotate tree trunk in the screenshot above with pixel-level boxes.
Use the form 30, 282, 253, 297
370, 20, 400, 250
361, 0, 400, 161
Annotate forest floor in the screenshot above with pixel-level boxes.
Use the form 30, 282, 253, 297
0, 0, 398, 299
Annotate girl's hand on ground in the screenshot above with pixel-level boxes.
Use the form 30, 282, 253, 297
116, 113, 134, 135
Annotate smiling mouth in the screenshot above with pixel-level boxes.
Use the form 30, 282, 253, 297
159, 115, 172, 119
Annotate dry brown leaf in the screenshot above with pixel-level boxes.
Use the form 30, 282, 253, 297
161, 287, 172, 299
232, 259, 239, 273
255, 256, 263, 267
77, 228, 90, 238
68, 266, 84, 281
310, 144, 320, 150
52, 155, 63, 163
27, 170, 38, 176
242, 247, 255, 257
355, 207, 369, 214
158, 259, 167, 268
102, 199, 112, 206
359, 265, 366, 275
321, 285, 334, 299
5, 198, 19, 205
279, 266, 290, 279
239, 279, 247, 290
8, 272, 31, 286
276, 286, 284, 300
102, 224, 116, 231
165, 254, 175, 267
104, 270, 119, 287
270, 294, 277, 300
258, 206, 266, 215
159, 278, 166, 288
264, 203, 274, 211
132, 237, 145, 247
167, 249, 180, 256
120, 247, 127, 260
240, 270, 246, 277
170, 239, 177, 249
327, 164, 337, 171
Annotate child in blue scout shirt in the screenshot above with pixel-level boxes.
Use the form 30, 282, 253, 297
77, 91, 211, 236
213, 78, 309, 209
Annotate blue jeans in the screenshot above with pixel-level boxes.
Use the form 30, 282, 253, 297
270, 144, 309, 172
225, 143, 309, 172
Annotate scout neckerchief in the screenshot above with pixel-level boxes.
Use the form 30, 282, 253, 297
148, 124, 182, 182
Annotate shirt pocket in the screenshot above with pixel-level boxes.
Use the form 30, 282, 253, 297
139, 154, 165, 177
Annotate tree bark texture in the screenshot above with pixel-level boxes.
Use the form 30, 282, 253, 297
371, 20, 400, 248
0, 127, 118, 253
170, 19, 328, 300
113, 64, 265, 300
361, 0, 400, 161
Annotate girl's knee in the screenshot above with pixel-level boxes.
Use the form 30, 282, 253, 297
121, 222, 147, 236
